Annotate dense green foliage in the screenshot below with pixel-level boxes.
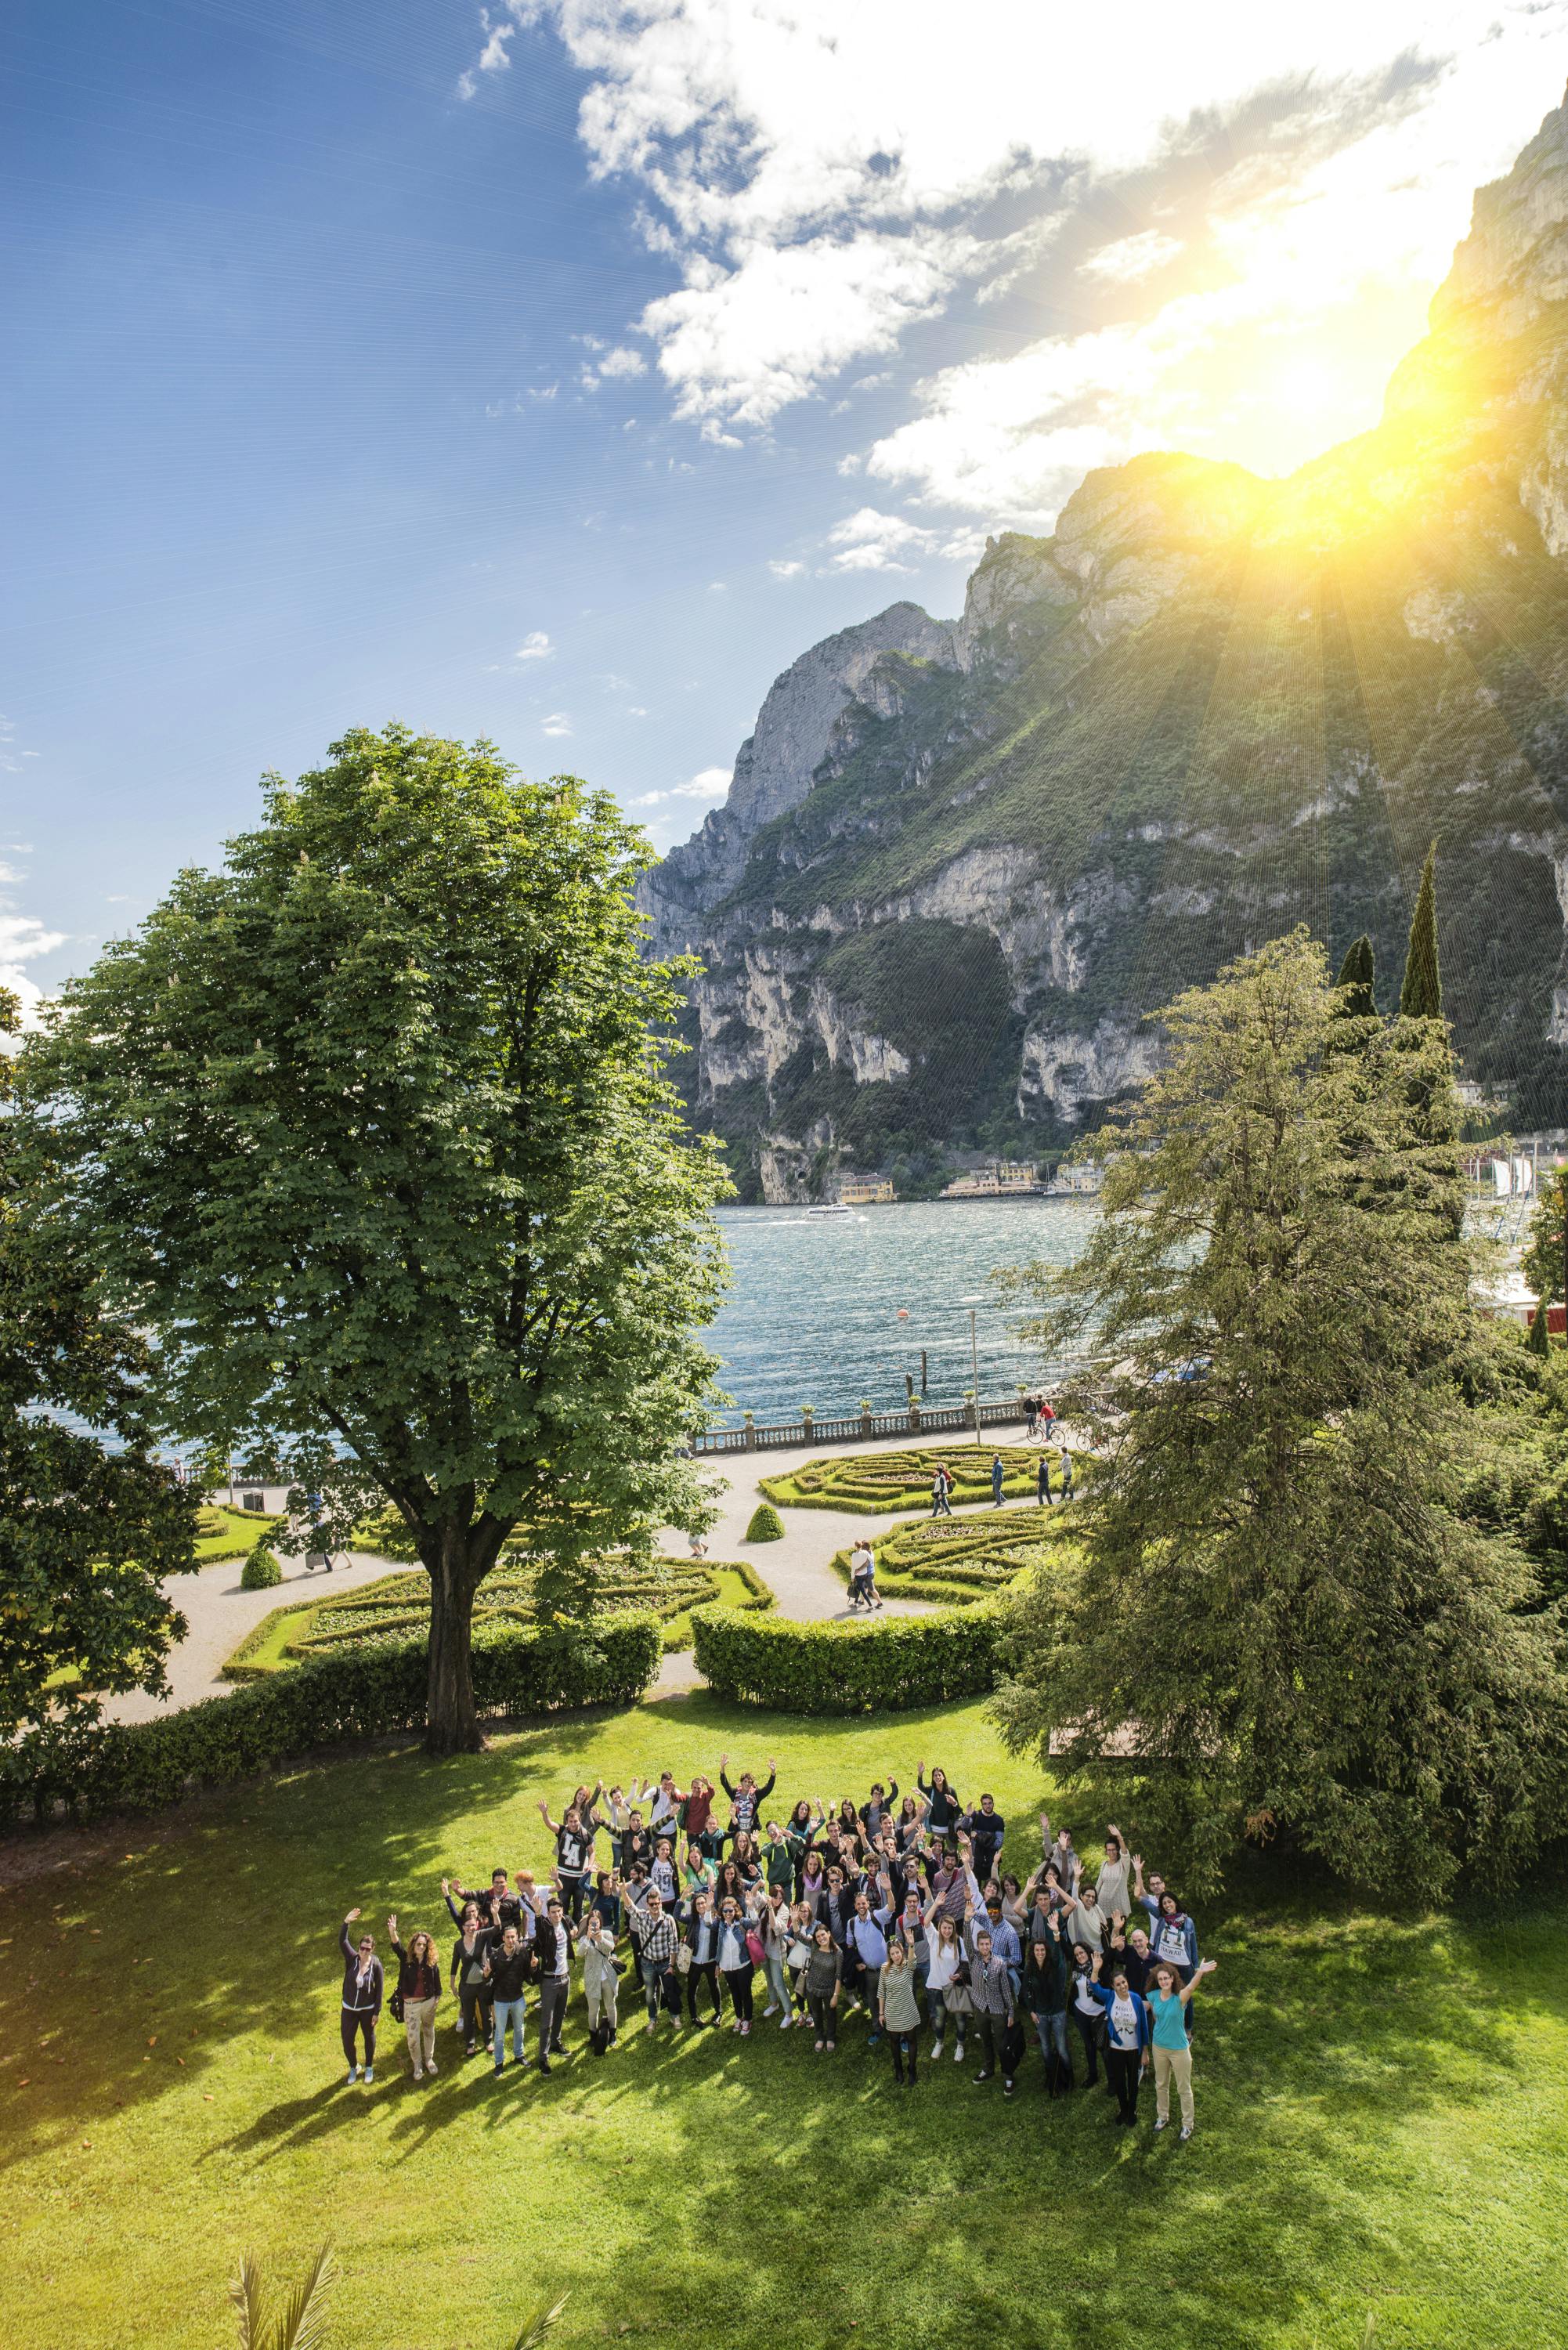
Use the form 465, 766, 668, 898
239, 1545, 283, 1591
691, 1602, 1000, 1711
22, 725, 729, 1752
223, 1556, 770, 1679
0, 990, 201, 1737
1523, 1166, 1568, 1312
993, 932, 1568, 1901
5, 1693, 1565, 2350
831, 1506, 1071, 1604
0, 1614, 662, 1828
761, 1444, 1057, 1511
1333, 932, 1378, 1018
1399, 842, 1443, 1018
744, 1501, 785, 1542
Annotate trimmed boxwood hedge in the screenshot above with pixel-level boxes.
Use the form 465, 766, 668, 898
689, 1602, 1001, 1714
1, 1612, 662, 1830
829, 1506, 1072, 1605
760, 1446, 1064, 1513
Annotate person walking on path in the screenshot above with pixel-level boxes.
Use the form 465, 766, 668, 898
878, 1936, 923, 2086
1058, 1445, 1075, 1499
1148, 1959, 1217, 2138
581, 1918, 620, 2051
990, 1453, 1005, 1506
482, 1924, 532, 2076
1036, 1453, 1053, 1507
338, 1910, 383, 2085
531, 1895, 575, 2074
930, 1464, 952, 1517
1086, 1964, 1151, 2125
387, 1916, 441, 2081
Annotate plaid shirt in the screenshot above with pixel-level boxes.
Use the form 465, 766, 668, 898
630, 1910, 677, 1964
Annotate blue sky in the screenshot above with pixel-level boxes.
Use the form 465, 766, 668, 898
5, 0, 1567, 1006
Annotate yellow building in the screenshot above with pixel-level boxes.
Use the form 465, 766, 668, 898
839, 1175, 894, 1204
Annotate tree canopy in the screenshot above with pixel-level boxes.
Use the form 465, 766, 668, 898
0, 992, 199, 1744
1399, 841, 1443, 1019
992, 930, 1568, 1902
22, 725, 730, 1751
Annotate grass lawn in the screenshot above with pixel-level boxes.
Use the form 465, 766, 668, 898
761, 1445, 1058, 1511
197, 1506, 284, 1561
2, 1694, 1564, 2350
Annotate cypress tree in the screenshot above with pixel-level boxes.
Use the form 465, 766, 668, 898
1333, 934, 1378, 1020
1529, 1297, 1552, 1356
1399, 843, 1442, 1018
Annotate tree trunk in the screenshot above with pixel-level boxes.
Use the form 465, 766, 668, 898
425, 1526, 485, 1755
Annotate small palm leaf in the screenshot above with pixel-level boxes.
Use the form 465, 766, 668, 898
509, 2293, 570, 2350
271, 2242, 336, 2350
229, 2255, 268, 2350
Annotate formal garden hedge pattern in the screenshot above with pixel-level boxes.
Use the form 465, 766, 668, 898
832, 1506, 1075, 1605
223, 1554, 770, 1680
0, 1614, 663, 1828
760, 1445, 1068, 1512
690, 1602, 1002, 1713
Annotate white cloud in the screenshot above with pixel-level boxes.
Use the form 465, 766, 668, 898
515, 631, 553, 660
596, 344, 646, 379
674, 766, 732, 798
822, 505, 937, 573
768, 558, 807, 577
541, 712, 573, 736
627, 704, 649, 717
516, 0, 1568, 483
1079, 229, 1185, 284
457, 6, 517, 95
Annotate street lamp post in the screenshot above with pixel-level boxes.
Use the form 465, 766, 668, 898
966, 1303, 982, 1444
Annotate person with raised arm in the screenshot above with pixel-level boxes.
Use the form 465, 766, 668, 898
877, 1931, 924, 2087
386, 1914, 442, 2082
529, 1893, 576, 2074
719, 1750, 777, 1837
958, 1791, 1006, 1885
449, 1900, 496, 2056
678, 1885, 724, 2028
441, 1866, 519, 1933
916, 1762, 962, 1838
1039, 1811, 1081, 1895
803, 1922, 843, 2052
337, 1909, 383, 2086
537, 1795, 597, 1927
580, 1912, 620, 2052
481, 1922, 532, 2077
966, 1926, 1018, 2096
1021, 1922, 1071, 2091
1096, 1827, 1133, 1921
920, 1895, 969, 2066
1147, 1959, 1218, 2138
1085, 1957, 1152, 2127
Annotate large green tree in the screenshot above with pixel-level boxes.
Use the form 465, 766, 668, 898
992, 931, 1568, 1901
1523, 1167, 1568, 1325
0, 994, 199, 1741
23, 726, 729, 1752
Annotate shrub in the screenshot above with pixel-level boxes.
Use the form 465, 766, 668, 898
239, 1543, 283, 1590
745, 1502, 786, 1542
832, 1507, 1074, 1604
761, 1446, 1071, 1513
690, 1603, 1001, 1713
0, 1613, 663, 1829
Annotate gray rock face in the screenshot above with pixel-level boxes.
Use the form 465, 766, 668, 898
635, 601, 956, 956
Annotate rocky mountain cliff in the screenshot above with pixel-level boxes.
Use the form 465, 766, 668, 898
639, 84, 1568, 1202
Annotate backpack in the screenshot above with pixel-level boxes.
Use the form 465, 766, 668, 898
588, 2016, 612, 2056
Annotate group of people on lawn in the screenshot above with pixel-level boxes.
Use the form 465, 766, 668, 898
336, 1753, 1216, 2138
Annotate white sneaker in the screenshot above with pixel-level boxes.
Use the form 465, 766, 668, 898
362, 2067, 374, 2084
1154, 2116, 1168, 2131
930, 2039, 944, 2059
779, 2014, 790, 2029
1179, 2124, 1193, 2141
426, 2058, 437, 2074
953, 2041, 965, 2063
345, 2066, 358, 2084
412, 2068, 425, 2082
762, 2003, 779, 2019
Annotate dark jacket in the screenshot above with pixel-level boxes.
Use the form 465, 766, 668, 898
452, 1927, 496, 1995
389, 1936, 442, 2002
484, 1941, 532, 2003
919, 1774, 962, 1834
338, 1923, 384, 2014
1021, 1943, 1068, 2017
529, 1914, 576, 1979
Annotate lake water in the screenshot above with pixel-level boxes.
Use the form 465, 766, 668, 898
704, 1199, 1099, 1426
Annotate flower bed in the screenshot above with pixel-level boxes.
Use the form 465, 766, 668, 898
829, 1506, 1073, 1604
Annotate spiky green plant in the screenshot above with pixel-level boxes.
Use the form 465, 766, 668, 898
229, 2243, 335, 2350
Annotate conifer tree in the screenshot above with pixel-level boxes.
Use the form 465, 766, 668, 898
1529, 1298, 1552, 1356
1399, 842, 1443, 1018
1333, 933, 1378, 1019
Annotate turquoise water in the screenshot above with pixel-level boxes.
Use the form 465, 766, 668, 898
705, 1199, 1099, 1426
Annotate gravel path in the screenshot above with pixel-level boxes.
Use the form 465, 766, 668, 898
110, 1428, 1069, 1716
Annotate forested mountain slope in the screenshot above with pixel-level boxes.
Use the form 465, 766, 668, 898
638, 84, 1568, 1201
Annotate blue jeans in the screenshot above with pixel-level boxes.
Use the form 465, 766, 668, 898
493, 1996, 526, 2066
1033, 2010, 1070, 2066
